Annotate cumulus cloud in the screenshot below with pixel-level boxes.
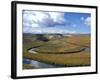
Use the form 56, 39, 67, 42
24, 26, 76, 34
84, 17, 91, 27
23, 10, 76, 34
23, 11, 66, 28
81, 16, 91, 27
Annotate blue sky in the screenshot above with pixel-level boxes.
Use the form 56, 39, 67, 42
23, 10, 91, 34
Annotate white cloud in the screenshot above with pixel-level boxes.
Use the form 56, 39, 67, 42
81, 16, 91, 27
84, 17, 91, 27
23, 11, 76, 34
48, 12, 66, 24
69, 31, 77, 34
23, 11, 66, 29
81, 17, 85, 21
23, 24, 77, 34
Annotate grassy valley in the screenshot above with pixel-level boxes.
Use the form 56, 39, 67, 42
23, 33, 91, 69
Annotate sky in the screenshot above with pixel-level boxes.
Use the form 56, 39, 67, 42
22, 10, 91, 34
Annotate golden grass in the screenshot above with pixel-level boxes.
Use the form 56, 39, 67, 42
34, 36, 87, 53
64, 36, 90, 47
23, 51, 90, 67
23, 64, 34, 69
23, 35, 91, 68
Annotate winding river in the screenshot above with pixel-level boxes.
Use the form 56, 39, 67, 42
23, 47, 90, 68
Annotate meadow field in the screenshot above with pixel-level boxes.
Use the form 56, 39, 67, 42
23, 33, 91, 69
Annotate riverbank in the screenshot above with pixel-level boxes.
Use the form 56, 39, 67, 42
23, 34, 91, 69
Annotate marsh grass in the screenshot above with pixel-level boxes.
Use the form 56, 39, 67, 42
23, 51, 90, 67
23, 34, 91, 69
23, 64, 35, 69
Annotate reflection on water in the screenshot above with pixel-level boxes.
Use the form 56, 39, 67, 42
23, 59, 30, 64
84, 48, 90, 52
31, 60, 58, 68
23, 59, 58, 68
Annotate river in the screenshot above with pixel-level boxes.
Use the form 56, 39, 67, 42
23, 47, 90, 68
